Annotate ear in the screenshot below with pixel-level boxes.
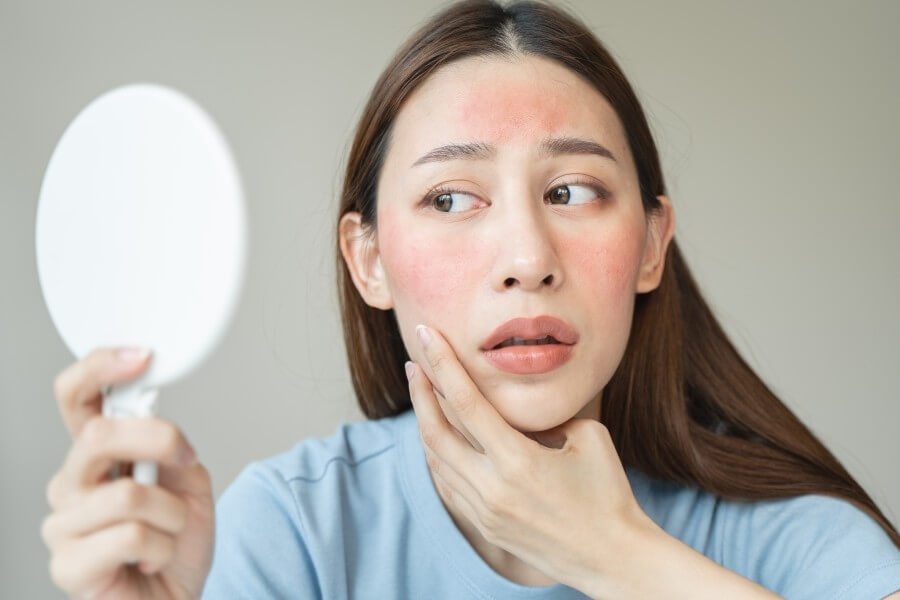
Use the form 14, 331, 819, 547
635, 195, 675, 294
338, 211, 394, 310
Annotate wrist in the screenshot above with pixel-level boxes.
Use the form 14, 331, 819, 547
587, 507, 663, 598
587, 509, 781, 600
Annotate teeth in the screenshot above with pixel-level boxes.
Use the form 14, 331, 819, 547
495, 335, 557, 349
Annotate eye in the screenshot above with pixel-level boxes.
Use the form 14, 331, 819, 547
546, 183, 604, 205
428, 189, 480, 213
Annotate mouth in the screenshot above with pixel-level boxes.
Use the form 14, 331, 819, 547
480, 315, 579, 351
491, 334, 561, 349
480, 316, 578, 375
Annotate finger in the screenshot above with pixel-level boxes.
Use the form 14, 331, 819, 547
42, 477, 188, 549
53, 347, 153, 439
429, 460, 486, 539
49, 417, 195, 509
158, 460, 213, 500
422, 442, 484, 510
408, 361, 489, 488
415, 324, 520, 458
49, 521, 175, 596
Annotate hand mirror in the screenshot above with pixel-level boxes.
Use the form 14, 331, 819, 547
36, 83, 247, 485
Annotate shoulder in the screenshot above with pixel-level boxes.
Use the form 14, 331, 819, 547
202, 412, 411, 599
718, 493, 900, 598
258, 412, 401, 485
219, 411, 410, 529
216, 413, 402, 516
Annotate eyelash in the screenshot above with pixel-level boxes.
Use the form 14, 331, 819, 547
421, 176, 611, 213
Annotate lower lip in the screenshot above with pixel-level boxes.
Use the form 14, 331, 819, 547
481, 344, 574, 375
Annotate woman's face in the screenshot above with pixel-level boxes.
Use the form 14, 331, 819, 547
343, 54, 673, 434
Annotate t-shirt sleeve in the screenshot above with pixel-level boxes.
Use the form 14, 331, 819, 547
754, 494, 900, 599
201, 461, 321, 599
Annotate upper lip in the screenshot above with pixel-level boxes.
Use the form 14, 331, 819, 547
480, 315, 579, 350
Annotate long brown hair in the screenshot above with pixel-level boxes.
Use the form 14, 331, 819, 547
334, 0, 900, 548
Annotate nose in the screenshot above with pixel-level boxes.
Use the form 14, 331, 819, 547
490, 199, 563, 293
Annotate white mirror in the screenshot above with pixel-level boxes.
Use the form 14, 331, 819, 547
36, 83, 247, 485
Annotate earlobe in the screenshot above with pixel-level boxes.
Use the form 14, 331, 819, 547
636, 195, 675, 294
338, 211, 394, 310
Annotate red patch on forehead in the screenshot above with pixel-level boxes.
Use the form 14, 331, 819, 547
458, 81, 567, 141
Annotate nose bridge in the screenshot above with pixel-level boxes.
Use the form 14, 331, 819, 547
490, 184, 561, 291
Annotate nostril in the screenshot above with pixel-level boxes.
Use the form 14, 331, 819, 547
503, 275, 553, 288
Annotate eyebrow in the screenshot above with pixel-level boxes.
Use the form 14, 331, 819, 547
411, 136, 618, 167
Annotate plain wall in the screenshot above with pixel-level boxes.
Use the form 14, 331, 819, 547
2, 1, 897, 596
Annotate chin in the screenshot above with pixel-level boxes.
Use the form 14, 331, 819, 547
484, 385, 582, 433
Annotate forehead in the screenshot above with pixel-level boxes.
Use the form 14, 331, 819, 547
389, 54, 629, 158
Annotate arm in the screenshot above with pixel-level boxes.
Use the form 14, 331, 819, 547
583, 497, 900, 600
584, 511, 782, 599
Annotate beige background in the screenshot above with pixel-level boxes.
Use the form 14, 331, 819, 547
2, 1, 897, 597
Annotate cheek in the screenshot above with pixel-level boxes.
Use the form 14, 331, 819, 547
379, 224, 486, 313
561, 231, 641, 302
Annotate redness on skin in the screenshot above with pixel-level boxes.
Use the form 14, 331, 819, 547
458, 80, 568, 142
366, 55, 661, 431
378, 195, 642, 344
378, 204, 483, 311
567, 232, 643, 301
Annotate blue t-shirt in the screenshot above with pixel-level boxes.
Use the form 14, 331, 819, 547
201, 408, 900, 599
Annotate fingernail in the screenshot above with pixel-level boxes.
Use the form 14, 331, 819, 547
416, 324, 432, 348
117, 347, 151, 364
179, 445, 196, 466
404, 361, 415, 381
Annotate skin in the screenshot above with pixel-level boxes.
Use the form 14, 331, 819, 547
35, 51, 899, 599
340, 54, 675, 586
342, 54, 671, 436
39, 51, 671, 598
42, 349, 213, 599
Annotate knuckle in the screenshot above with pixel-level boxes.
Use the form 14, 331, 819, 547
45, 473, 60, 508
158, 531, 177, 564
121, 521, 148, 548
479, 489, 508, 533
428, 352, 447, 373
480, 480, 506, 514
79, 415, 110, 448
448, 388, 474, 415
436, 478, 452, 501
39, 514, 56, 547
113, 479, 144, 511
419, 423, 439, 449
424, 449, 440, 474
54, 354, 94, 406
52, 371, 69, 404
478, 508, 502, 544
158, 420, 183, 457
48, 554, 66, 588
192, 462, 213, 493
172, 497, 189, 532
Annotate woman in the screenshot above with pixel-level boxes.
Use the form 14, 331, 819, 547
41, 1, 900, 598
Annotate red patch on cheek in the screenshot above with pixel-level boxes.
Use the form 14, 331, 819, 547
561, 234, 639, 299
459, 85, 567, 141
379, 224, 483, 313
